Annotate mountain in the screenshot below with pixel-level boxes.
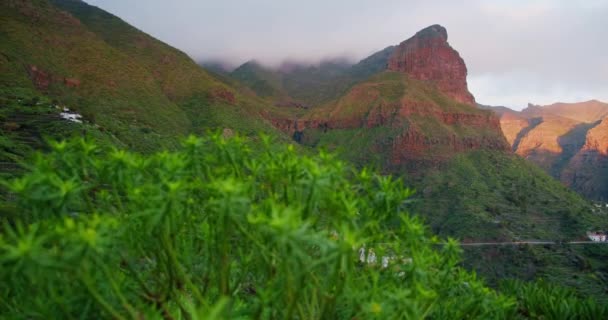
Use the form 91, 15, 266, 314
523, 100, 608, 123
229, 47, 396, 108
387, 24, 475, 104
0, 0, 286, 156
198, 60, 235, 76
487, 100, 608, 201
276, 25, 507, 171
231, 60, 290, 101
259, 25, 608, 297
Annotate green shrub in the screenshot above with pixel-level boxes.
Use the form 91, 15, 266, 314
1, 134, 517, 319
501, 279, 608, 319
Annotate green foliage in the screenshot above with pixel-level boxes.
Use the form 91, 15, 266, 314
0, 88, 123, 180
1, 134, 519, 319
501, 279, 608, 319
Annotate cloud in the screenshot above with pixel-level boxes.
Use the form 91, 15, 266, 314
86, 0, 608, 109
469, 72, 608, 108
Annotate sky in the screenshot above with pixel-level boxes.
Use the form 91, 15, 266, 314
87, 0, 608, 110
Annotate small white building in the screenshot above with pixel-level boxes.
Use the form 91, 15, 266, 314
587, 232, 607, 242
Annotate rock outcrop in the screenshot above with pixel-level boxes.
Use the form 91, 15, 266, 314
497, 111, 532, 146
264, 25, 508, 172
27, 65, 81, 90
211, 87, 236, 104
28, 65, 52, 90
388, 24, 475, 105
581, 117, 608, 155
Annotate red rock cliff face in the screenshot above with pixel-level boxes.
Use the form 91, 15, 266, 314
579, 118, 608, 155
390, 100, 508, 168
265, 25, 508, 173
490, 101, 608, 200
388, 24, 475, 105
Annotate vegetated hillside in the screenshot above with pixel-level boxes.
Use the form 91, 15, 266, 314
0, 0, 286, 155
229, 47, 396, 109
487, 100, 608, 201
293, 71, 507, 171
415, 150, 596, 241
198, 60, 234, 77
2, 134, 607, 319
0, 88, 120, 184
258, 25, 608, 298
413, 150, 608, 299
231, 60, 290, 101
3, 0, 608, 307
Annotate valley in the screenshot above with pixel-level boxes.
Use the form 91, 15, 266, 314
1, 0, 607, 318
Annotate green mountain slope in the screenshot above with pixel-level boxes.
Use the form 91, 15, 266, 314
231, 60, 288, 100
229, 47, 396, 108
1, 0, 286, 154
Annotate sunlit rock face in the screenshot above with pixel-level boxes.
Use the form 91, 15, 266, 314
388, 24, 475, 105
490, 100, 608, 201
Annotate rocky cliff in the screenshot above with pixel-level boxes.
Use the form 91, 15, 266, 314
489, 101, 608, 200
270, 25, 508, 172
388, 24, 475, 105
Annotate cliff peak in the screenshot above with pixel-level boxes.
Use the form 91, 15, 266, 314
413, 24, 448, 41
387, 24, 475, 105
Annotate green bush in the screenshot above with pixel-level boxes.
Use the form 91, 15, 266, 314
501, 279, 608, 319
0, 133, 520, 319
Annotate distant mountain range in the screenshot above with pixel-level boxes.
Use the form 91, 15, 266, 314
485, 100, 608, 201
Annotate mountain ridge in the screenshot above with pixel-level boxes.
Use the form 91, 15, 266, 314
387, 24, 475, 105
1, 0, 289, 153
264, 24, 508, 172
486, 100, 608, 200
